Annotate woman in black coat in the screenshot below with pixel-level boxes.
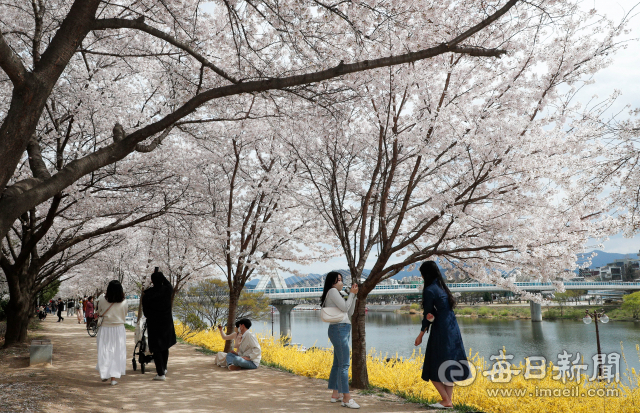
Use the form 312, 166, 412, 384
142, 269, 176, 381
414, 261, 471, 409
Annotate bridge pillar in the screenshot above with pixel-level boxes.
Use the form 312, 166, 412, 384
272, 301, 297, 343
529, 301, 542, 322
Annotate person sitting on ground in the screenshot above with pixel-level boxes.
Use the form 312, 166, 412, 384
226, 318, 261, 371
215, 321, 242, 367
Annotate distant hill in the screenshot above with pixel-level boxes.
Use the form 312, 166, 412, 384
578, 250, 637, 269
247, 264, 440, 288
245, 251, 635, 288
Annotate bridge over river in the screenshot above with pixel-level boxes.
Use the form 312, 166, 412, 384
252, 281, 640, 340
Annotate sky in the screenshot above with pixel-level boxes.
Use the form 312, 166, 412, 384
577, 0, 640, 254
271, 0, 640, 277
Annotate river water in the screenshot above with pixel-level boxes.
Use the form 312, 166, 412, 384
253, 310, 640, 380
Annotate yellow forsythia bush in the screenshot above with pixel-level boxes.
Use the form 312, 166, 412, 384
176, 323, 640, 413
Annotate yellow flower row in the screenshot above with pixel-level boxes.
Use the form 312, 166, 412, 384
176, 323, 640, 413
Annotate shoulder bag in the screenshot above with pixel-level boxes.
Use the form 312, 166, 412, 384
321, 306, 345, 323
97, 301, 115, 328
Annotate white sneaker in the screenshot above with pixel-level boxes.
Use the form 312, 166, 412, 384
153, 375, 166, 381
331, 395, 343, 403
110, 381, 118, 386
164, 369, 167, 375
341, 399, 360, 409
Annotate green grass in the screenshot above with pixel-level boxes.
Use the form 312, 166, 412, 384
195, 347, 217, 356
124, 324, 136, 332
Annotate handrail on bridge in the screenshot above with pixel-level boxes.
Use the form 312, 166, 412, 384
254, 281, 640, 295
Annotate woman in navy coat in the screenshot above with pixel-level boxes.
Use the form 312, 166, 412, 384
414, 261, 471, 409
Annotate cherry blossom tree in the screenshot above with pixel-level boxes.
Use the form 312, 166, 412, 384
0, 0, 520, 243
286, 5, 628, 387
184, 124, 326, 351
0, 136, 187, 346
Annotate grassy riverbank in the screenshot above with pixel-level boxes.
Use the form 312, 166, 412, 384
176, 323, 640, 413
398, 303, 639, 321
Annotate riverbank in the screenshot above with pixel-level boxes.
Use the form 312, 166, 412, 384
391, 303, 639, 321
0, 316, 436, 412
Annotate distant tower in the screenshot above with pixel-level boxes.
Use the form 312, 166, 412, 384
255, 271, 288, 289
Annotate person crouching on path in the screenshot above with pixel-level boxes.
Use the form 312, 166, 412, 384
321, 271, 360, 409
414, 261, 472, 409
95, 280, 128, 385
226, 318, 261, 370
142, 268, 177, 381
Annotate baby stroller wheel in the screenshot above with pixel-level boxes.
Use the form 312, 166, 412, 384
132, 358, 137, 371
141, 363, 145, 374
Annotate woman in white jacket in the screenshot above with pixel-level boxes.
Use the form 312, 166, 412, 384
95, 280, 128, 385
320, 271, 359, 409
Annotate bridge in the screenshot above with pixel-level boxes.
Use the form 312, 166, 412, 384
253, 281, 640, 299
253, 281, 640, 340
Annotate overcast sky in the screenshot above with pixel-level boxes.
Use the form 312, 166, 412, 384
579, 0, 640, 254
271, 1, 640, 278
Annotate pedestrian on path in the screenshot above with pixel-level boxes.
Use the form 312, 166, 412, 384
85, 296, 95, 324
414, 261, 471, 410
82, 296, 88, 322
95, 280, 128, 385
76, 299, 84, 324
56, 298, 64, 322
320, 271, 360, 409
142, 268, 176, 381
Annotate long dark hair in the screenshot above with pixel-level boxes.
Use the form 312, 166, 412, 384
105, 280, 125, 303
320, 271, 342, 307
420, 261, 456, 309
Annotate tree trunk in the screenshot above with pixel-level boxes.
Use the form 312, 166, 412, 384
350, 294, 369, 389
223, 291, 240, 353
3, 266, 35, 347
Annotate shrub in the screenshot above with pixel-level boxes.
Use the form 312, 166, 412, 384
477, 307, 491, 317
457, 307, 474, 316
176, 322, 640, 413
545, 309, 560, 320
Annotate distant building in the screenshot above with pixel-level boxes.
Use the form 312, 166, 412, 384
400, 276, 423, 284
595, 257, 640, 281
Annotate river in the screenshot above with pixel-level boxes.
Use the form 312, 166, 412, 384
252, 310, 640, 381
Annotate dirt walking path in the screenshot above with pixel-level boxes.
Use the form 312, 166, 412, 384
0, 316, 437, 412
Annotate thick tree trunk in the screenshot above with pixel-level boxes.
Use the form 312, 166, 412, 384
3, 266, 35, 347
223, 291, 240, 353
350, 294, 369, 389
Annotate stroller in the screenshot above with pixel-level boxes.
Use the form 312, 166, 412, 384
132, 320, 155, 374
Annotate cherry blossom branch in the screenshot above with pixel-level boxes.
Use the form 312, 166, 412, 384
0, 1, 516, 239
0, 32, 27, 85
92, 17, 240, 84
134, 126, 174, 153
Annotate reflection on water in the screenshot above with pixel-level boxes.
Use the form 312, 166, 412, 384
253, 310, 640, 378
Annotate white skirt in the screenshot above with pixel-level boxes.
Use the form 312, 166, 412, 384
95, 325, 127, 379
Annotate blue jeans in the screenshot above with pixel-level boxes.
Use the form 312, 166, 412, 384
328, 323, 351, 394
226, 352, 257, 369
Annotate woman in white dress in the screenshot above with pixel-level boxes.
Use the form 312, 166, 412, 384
95, 280, 128, 385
